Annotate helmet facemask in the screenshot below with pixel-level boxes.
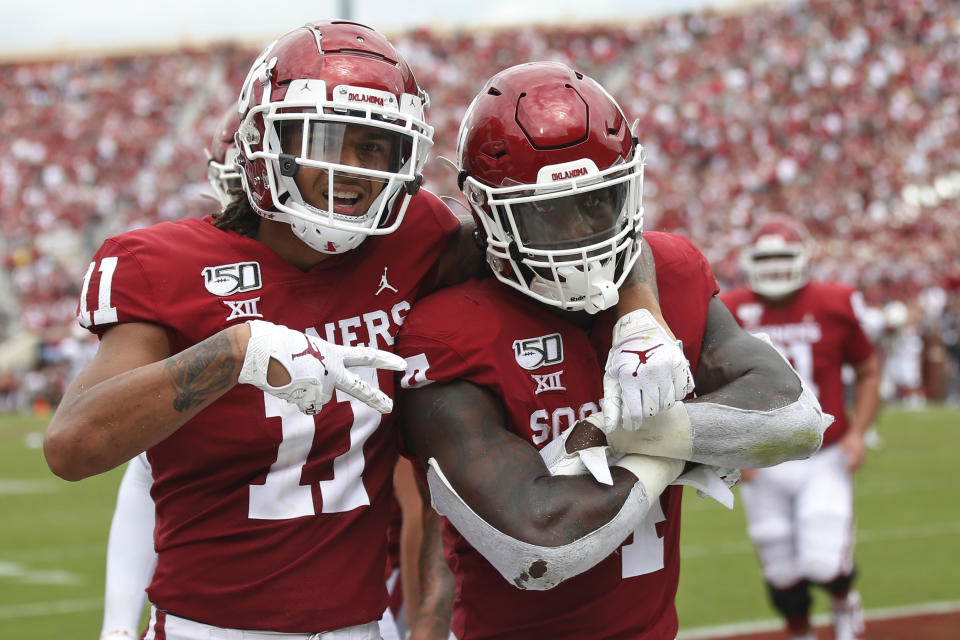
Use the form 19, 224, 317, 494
206, 145, 242, 210
206, 106, 243, 211
742, 239, 810, 298
466, 151, 644, 314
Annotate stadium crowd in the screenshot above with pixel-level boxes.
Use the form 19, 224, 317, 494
1, 0, 958, 410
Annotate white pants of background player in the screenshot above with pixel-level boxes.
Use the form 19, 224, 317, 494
739, 443, 855, 587
378, 566, 402, 640
101, 453, 157, 640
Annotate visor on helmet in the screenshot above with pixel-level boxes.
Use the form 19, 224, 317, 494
278, 116, 412, 178
510, 181, 628, 251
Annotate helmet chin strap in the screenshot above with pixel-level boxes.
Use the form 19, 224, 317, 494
290, 217, 365, 254
584, 279, 619, 314
277, 170, 381, 254
530, 261, 619, 314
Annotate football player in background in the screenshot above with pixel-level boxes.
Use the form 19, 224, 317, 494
721, 215, 882, 640
46, 22, 684, 640
382, 457, 425, 640
205, 107, 243, 210
397, 62, 831, 640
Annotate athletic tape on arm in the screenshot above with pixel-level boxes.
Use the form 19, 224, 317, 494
612, 454, 684, 501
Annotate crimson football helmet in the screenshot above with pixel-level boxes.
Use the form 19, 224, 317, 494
235, 21, 433, 254
206, 107, 242, 210
456, 62, 644, 313
741, 214, 811, 298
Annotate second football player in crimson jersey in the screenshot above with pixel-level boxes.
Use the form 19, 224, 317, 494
721, 215, 882, 640
396, 62, 831, 640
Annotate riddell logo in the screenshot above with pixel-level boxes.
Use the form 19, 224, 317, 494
552, 167, 588, 181
348, 93, 385, 107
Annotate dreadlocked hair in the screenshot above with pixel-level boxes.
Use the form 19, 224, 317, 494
212, 188, 261, 237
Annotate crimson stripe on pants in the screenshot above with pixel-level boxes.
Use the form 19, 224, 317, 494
154, 609, 166, 640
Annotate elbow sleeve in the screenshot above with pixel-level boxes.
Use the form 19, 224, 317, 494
607, 382, 831, 469
426, 458, 652, 590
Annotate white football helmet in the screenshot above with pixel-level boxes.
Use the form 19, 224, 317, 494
236, 21, 433, 254
206, 107, 242, 210
741, 214, 811, 298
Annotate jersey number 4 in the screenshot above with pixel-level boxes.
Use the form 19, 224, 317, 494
621, 500, 666, 578
248, 366, 381, 519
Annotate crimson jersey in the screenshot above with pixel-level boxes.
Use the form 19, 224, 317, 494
720, 281, 875, 447
396, 232, 718, 640
76, 191, 458, 632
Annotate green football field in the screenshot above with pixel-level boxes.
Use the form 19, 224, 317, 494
1, 407, 958, 638
675, 405, 960, 634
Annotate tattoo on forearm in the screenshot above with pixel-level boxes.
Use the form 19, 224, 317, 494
166, 332, 238, 412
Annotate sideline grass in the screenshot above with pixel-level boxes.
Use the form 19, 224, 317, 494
0, 413, 124, 638
0, 407, 957, 638
676, 406, 960, 630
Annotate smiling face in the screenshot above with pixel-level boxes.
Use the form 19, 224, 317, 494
280, 120, 398, 217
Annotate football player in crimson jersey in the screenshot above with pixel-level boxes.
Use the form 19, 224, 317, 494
96, 102, 420, 640
44, 22, 685, 640
721, 215, 882, 640
395, 62, 831, 640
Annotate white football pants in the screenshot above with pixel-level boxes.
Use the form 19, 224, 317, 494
143, 608, 382, 640
739, 444, 856, 587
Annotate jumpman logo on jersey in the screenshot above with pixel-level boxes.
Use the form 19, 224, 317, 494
376, 267, 398, 295
624, 345, 662, 376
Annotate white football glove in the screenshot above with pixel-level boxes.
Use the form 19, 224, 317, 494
238, 320, 406, 415
601, 309, 694, 433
